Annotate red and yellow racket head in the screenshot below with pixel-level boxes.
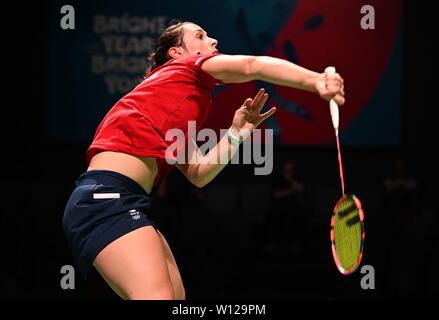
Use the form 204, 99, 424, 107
330, 194, 365, 275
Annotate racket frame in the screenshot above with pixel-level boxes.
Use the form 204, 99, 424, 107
330, 194, 365, 275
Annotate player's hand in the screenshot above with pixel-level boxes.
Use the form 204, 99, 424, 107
230, 88, 276, 138
315, 71, 345, 106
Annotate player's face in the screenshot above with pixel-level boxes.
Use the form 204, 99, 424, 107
180, 23, 219, 56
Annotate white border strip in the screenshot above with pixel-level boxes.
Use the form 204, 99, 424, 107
93, 193, 120, 199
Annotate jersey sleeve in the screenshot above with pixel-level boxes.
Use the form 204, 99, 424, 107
180, 53, 224, 87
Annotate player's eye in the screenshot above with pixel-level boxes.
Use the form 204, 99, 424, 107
197, 34, 203, 39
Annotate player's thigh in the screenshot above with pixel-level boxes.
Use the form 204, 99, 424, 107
93, 226, 174, 300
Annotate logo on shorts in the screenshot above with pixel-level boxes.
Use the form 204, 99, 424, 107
129, 209, 141, 220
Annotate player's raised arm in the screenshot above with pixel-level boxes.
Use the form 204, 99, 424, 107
202, 54, 345, 106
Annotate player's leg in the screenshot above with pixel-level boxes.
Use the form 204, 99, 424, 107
157, 230, 185, 300
93, 226, 174, 300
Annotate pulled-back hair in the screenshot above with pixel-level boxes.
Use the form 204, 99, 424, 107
145, 20, 191, 76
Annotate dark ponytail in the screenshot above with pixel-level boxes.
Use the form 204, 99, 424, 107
145, 20, 190, 76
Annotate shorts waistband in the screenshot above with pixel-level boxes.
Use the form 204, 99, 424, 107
76, 170, 149, 197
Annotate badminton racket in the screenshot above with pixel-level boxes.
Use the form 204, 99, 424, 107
326, 66, 365, 275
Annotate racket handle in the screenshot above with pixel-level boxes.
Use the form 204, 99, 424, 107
325, 66, 339, 136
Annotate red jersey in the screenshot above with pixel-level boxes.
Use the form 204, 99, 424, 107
87, 53, 222, 192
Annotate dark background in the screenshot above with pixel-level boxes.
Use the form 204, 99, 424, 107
1, 0, 438, 300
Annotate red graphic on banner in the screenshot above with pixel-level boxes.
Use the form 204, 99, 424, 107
203, 0, 401, 144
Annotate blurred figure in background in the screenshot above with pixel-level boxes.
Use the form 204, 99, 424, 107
265, 159, 310, 254
383, 157, 420, 297
384, 158, 419, 227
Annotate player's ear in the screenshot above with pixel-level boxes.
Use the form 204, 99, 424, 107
168, 47, 183, 58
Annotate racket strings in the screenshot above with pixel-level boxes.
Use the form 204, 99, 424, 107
334, 197, 362, 270
337, 203, 356, 218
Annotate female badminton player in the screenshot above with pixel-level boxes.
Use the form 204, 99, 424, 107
63, 20, 345, 300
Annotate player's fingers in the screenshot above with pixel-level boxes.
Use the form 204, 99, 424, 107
242, 98, 253, 109
256, 93, 269, 112
335, 73, 344, 84
333, 94, 345, 106
258, 107, 276, 123
251, 88, 265, 108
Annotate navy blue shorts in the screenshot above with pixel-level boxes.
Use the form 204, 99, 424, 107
63, 170, 156, 279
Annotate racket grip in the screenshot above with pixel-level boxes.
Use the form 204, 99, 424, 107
325, 66, 339, 135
